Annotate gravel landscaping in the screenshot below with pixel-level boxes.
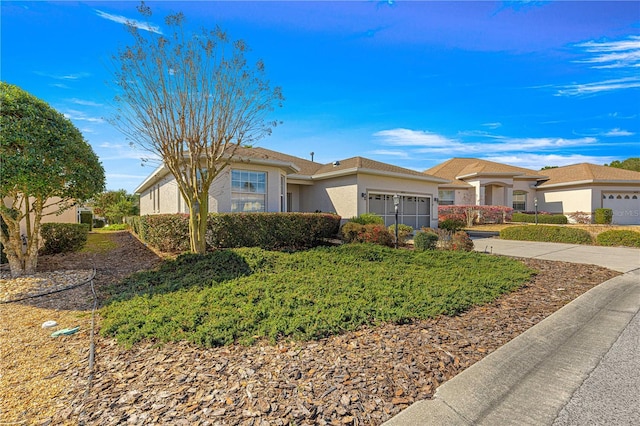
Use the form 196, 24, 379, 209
0, 231, 620, 425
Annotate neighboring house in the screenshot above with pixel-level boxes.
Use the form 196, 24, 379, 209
135, 147, 448, 229
424, 158, 546, 211
1, 196, 92, 243
425, 158, 640, 225
536, 163, 640, 225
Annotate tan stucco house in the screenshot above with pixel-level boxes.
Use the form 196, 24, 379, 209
425, 158, 640, 225
134, 147, 448, 229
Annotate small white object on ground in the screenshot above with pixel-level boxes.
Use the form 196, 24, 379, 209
42, 320, 58, 328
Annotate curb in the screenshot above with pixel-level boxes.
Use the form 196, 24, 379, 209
383, 270, 640, 425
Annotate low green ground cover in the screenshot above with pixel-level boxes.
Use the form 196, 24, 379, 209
596, 230, 640, 248
101, 244, 533, 348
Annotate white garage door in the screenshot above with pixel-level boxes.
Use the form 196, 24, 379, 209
602, 193, 640, 225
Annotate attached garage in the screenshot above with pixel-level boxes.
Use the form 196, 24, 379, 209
602, 193, 640, 225
367, 193, 431, 229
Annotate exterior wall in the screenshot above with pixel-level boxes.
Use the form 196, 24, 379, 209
286, 183, 302, 212
299, 175, 357, 217
537, 187, 593, 215
139, 164, 288, 215
453, 188, 475, 205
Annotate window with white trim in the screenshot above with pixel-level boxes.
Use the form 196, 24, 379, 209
231, 170, 266, 212
513, 190, 527, 211
438, 190, 455, 205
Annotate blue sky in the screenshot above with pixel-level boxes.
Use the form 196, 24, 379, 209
2, 1, 639, 193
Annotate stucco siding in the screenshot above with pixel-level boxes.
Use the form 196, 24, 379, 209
299, 175, 357, 216
538, 187, 593, 215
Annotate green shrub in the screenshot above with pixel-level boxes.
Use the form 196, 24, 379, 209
341, 221, 365, 243
40, 223, 90, 254
93, 219, 105, 228
500, 225, 593, 244
142, 214, 191, 253
594, 208, 613, 225
349, 213, 384, 225
79, 211, 93, 231
414, 231, 438, 251
451, 231, 474, 251
100, 245, 533, 347
387, 224, 413, 246
207, 213, 341, 250
439, 218, 466, 232
511, 212, 568, 224
125, 216, 144, 239
596, 230, 640, 248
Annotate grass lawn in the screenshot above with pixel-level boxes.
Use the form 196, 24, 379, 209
100, 244, 533, 347
80, 232, 118, 254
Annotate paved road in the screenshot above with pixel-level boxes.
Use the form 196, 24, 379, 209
384, 239, 640, 425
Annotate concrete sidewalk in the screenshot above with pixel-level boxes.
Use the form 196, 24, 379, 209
384, 240, 640, 426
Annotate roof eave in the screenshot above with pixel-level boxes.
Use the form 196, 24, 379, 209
134, 164, 168, 194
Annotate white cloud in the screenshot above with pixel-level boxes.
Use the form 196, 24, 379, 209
485, 154, 618, 170
35, 71, 90, 80
68, 98, 103, 107
373, 128, 459, 147
368, 149, 410, 158
95, 9, 162, 34
555, 77, 640, 97
603, 128, 634, 137
574, 36, 640, 69
374, 128, 597, 155
481, 122, 502, 129
63, 109, 105, 124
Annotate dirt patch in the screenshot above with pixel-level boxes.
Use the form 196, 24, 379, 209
0, 232, 619, 425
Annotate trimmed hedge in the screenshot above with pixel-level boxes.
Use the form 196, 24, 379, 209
596, 230, 640, 248
594, 208, 613, 225
511, 212, 568, 224
207, 213, 341, 250
500, 225, 593, 244
130, 213, 341, 253
40, 223, 90, 254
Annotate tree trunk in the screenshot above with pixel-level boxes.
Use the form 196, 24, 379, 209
188, 196, 208, 254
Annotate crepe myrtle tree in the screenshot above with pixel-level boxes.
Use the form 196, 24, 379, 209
110, 3, 283, 254
0, 82, 105, 277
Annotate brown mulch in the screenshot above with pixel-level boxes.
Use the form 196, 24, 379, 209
0, 233, 620, 425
